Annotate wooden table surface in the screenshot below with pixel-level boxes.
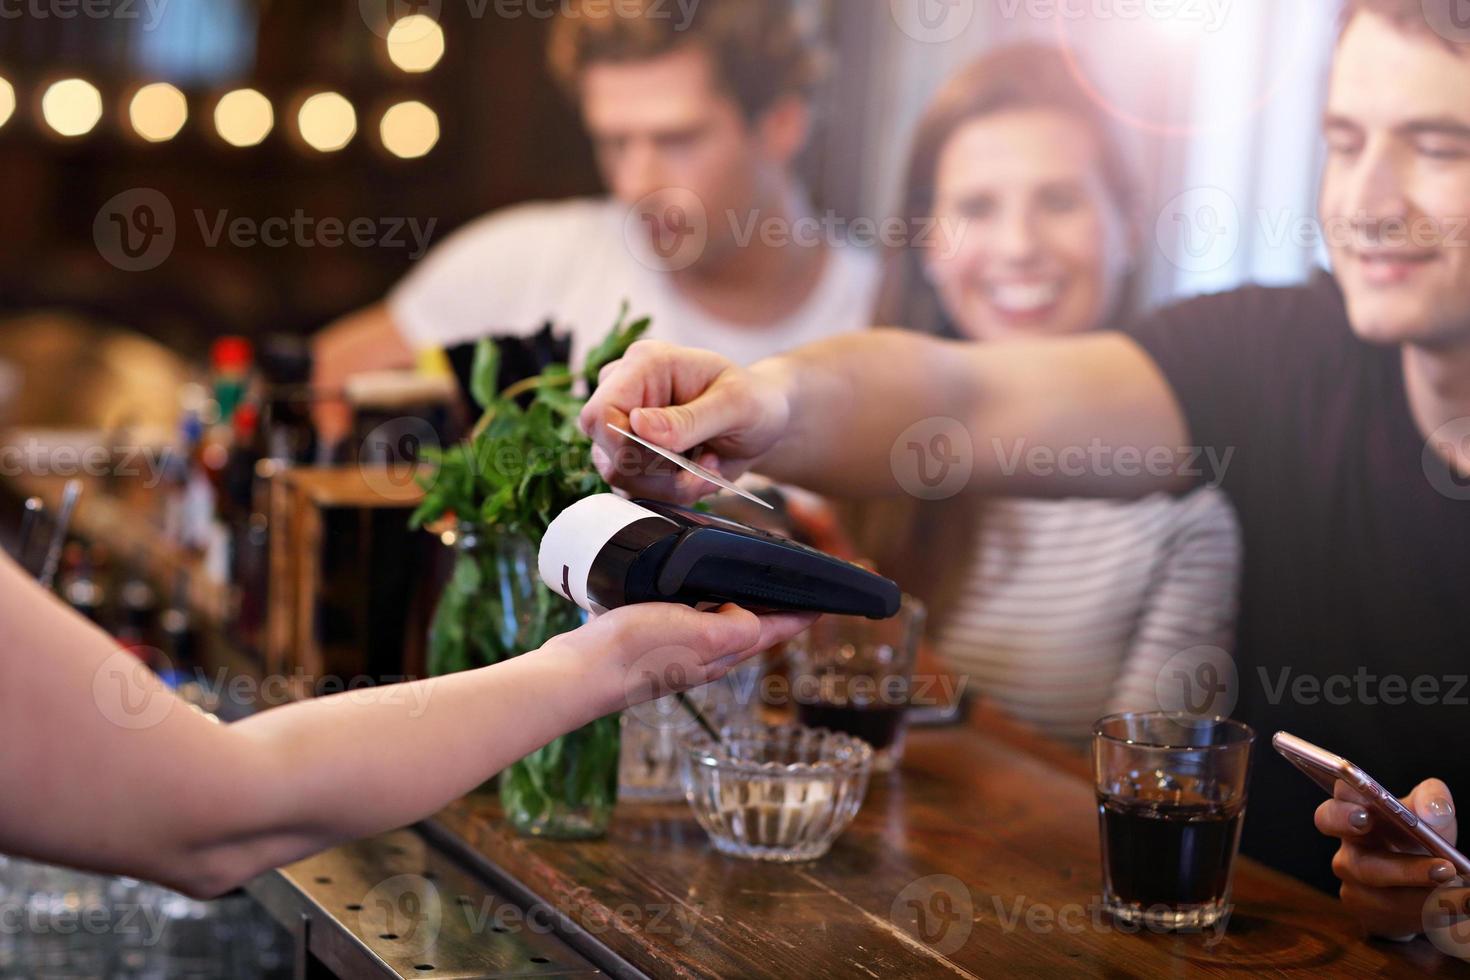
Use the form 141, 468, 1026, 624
429, 704, 1470, 978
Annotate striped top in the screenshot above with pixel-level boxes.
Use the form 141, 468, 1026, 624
936, 489, 1241, 745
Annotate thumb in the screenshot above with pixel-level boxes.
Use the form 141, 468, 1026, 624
1410, 778, 1458, 845
631, 380, 754, 455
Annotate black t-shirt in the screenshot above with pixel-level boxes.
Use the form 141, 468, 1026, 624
1127, 271, 1470, 893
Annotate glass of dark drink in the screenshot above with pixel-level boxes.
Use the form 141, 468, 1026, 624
1093, 712, 1254, 930
788, 596, 924, 773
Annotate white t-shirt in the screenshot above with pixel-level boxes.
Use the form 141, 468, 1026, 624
389, 197, 882, 368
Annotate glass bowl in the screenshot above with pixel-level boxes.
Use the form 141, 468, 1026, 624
680, 723, 873, 862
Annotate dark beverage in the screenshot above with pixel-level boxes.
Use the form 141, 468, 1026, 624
798, 701, 906, 751
1098, 793, 1244, 912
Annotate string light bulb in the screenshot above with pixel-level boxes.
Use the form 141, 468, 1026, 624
0, 77, 15, 130
129, 82, 188, 142
42, 78, 103, 137
297, 91, 356, 153
214, 88, 274, 147
386, 15, 445, 73
379, 100, 439, 159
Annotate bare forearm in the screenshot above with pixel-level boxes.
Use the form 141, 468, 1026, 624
753, 330, 1189, 499
227, 643, 605, 861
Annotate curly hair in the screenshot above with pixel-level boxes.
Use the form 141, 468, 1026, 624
547, 0, 826, 120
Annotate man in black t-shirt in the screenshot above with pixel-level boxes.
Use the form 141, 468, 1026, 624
579, 0, 1470, 943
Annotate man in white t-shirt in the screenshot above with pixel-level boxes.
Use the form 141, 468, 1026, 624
312, 0, 879, 445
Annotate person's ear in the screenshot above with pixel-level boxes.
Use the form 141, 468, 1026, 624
755, 95, 811, 168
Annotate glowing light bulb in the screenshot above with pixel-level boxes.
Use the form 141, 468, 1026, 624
214, 88, 274, 147
297, 92, 356, 153
380, 100, 439, 159
0, 78, 15, 130
129, 82, 188, 142
386, 14, 445, 73
42, 78, 103, 137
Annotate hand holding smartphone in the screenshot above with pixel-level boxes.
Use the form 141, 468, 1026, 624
1274, 731, 1470, 876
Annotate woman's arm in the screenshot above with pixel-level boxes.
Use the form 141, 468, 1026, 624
0, 551, 812, 898
582, 330, 1190, 503
1106, 490, 1242, 717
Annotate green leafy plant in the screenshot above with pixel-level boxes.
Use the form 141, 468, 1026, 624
410, 305, 650, 540
413, 306, 649, 839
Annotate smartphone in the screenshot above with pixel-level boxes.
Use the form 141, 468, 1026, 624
1273, 731, 1470, 876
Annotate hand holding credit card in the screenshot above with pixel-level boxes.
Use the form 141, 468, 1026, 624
579, 343, 793, 504
607, 423, 773, 510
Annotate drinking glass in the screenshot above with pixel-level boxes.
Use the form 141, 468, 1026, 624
787, 596, 924, 773
1093, 712, 1255, 930
620, 658, 766, 802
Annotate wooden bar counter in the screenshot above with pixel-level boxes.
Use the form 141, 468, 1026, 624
426, 703, 1470, 979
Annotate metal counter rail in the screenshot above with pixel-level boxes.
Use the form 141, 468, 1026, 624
246, 828, 602, 979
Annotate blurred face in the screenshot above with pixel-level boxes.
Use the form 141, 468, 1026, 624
580, 45, 786, 268
1323, 15, 1470, 348
923, 109, 1133, 343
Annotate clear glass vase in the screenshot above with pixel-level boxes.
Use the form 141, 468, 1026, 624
428, 526, 619, 839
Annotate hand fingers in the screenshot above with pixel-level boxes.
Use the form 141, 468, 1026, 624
580, 340, 733, 451
1407, 778, 1459, 846
589, 441, 711, 505
1317, 798, 1374, 838
752, 610, 819, 653
630, 385, 753, 457
1332, 841, 1461, 888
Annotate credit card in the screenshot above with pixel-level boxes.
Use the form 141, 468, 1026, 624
607, 423, 774, 510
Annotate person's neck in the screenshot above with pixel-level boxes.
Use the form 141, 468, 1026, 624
1403, 340, 1470, 476
670, 184, 829, 328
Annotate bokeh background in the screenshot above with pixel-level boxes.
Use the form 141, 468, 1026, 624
0, 0, 1333, 356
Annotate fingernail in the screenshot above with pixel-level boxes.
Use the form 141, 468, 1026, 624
1349, 808, 1371, 830
1431, 863, 1458, 884
1427, 798, 1456, 826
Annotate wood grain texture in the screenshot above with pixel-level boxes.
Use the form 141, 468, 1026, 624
430, 705, 1470, 978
